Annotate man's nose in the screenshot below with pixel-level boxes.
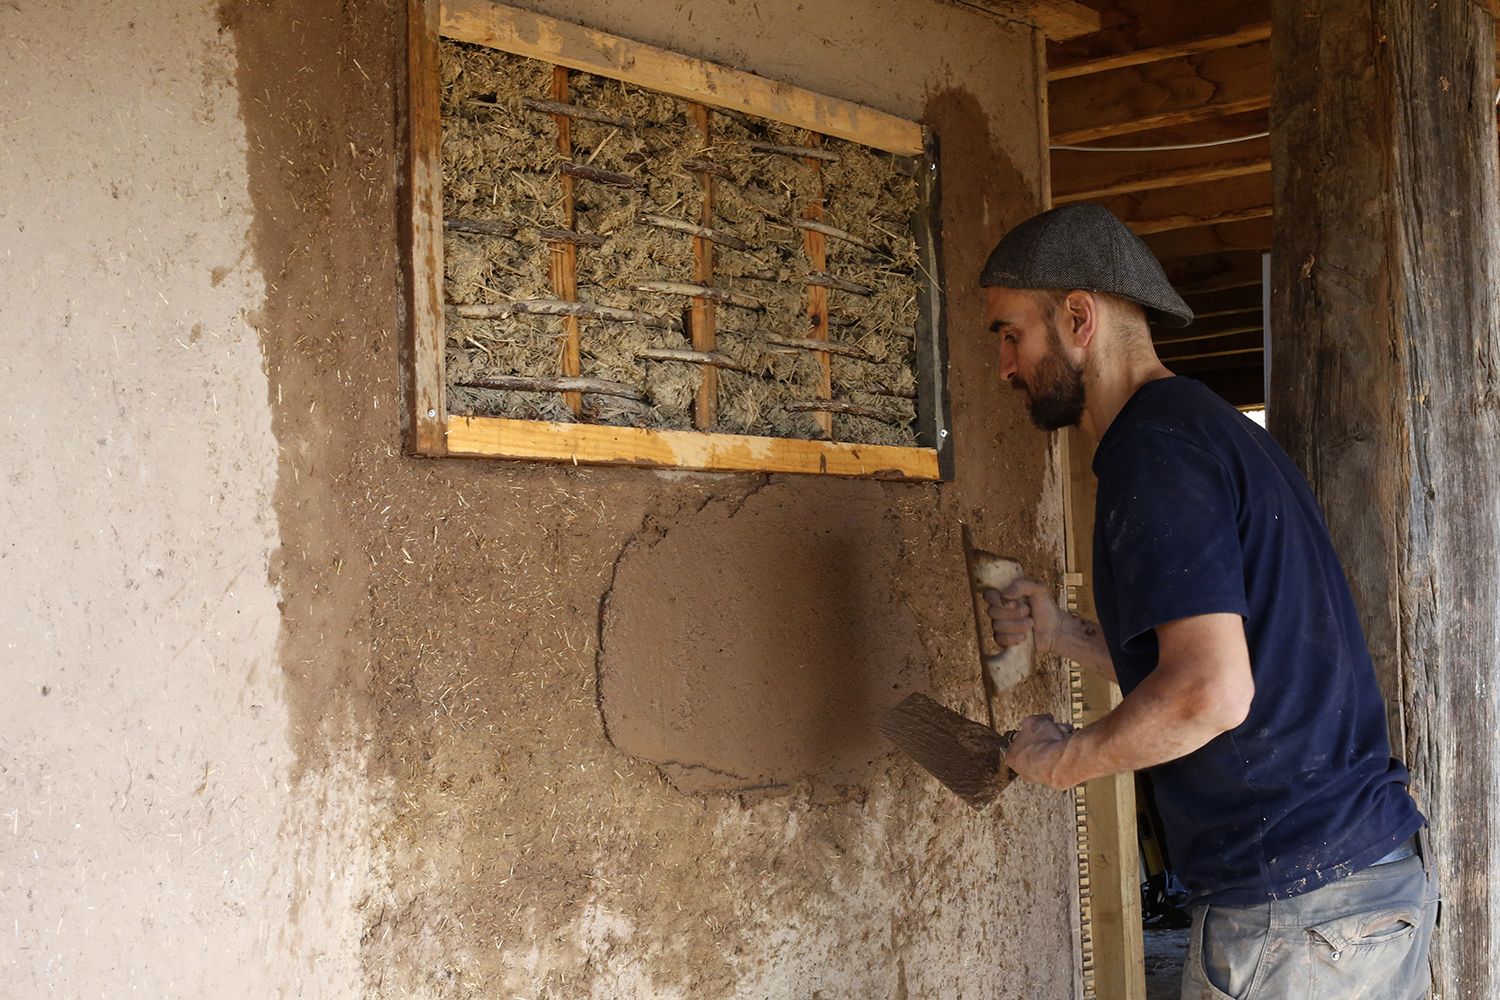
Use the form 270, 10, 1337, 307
998, 343, 1018, 383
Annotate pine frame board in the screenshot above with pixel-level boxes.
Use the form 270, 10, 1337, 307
439, 0, 924, 155
447, 417, 940, 480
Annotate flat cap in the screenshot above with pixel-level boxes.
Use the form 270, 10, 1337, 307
980, 203, 1193, 328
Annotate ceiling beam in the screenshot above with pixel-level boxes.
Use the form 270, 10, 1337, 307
1154, 310, 1263, 346
1144, 217, 1273, 260
1180, 283, 1265, 316
1164, 251, 1264, 294
957, 0, 1101, 39
1049, 22, 1271, 80
1050, 40, 1271, 144
1158, 330, 1265, 363
1048, 0, 1269, 65
1101, 173, 1272, 236
1054, 144, 1271, 203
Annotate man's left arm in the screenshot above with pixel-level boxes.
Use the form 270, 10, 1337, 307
1006, 612, 1254, 790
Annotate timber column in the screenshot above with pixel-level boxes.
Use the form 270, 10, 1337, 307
1270, 2, 1500, 996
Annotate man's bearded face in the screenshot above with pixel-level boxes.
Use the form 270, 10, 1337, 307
1012, 312, 1086, 431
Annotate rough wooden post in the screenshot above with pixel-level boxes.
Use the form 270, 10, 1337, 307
1269, 3, 1500, 996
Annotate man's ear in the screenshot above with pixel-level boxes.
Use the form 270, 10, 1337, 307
1064, 290, 1098, 351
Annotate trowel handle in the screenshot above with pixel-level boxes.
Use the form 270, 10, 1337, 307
969, 551, 1035, 695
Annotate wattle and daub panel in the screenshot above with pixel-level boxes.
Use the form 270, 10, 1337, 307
409, 7, 948, 478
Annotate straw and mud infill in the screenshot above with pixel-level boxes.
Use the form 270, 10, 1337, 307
439, 40, 924, 446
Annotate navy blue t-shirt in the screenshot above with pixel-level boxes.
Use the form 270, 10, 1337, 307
1091, 377, 1423, 906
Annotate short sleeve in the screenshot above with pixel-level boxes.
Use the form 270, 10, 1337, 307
1095, 430, 1248, 652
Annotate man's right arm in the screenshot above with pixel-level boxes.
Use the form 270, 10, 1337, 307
984, 578, 1117, 685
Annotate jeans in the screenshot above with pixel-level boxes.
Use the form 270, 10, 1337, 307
1180, 836, 1439, 1000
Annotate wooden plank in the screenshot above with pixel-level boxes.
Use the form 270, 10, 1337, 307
1099, 173, 1272, 236
440, 0, 924, 155
1049, 0, 1269, 69
689, 103, 717, 429
961, 0, 1101, 40
1143, 217, 1272, 260
548, 67, 584, 416
1158, 333, 1263, 363
1153, 312, 1262, 347
1164, 251, 1265, 294
1180, 283, 1265, 316
446, 415, 940, 479
404, 0, 448, 455
1060, 428, 1147, 1000
1052, 137, 1270, 203
802, 133, 832, 439
1049, 21, 1270, 80
1270, 3, 1500, 992
1050, 40, 1271, 145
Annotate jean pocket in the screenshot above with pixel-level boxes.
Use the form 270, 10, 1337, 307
1307, 907, 1420, 958
1306, 906, 1422, 996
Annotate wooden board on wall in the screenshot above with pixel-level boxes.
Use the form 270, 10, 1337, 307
447, 416, 940, 479
1061, 426, 1147, 1000
440, 0, 924, 154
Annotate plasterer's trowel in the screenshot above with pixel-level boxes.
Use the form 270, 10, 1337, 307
879, 524, 1034, 809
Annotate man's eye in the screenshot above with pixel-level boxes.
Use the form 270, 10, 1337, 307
1003, 333, 1017, 344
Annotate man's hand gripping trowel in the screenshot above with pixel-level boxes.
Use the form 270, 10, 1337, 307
879, 524, 1034, 808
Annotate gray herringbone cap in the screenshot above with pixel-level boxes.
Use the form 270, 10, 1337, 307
980, 203, 1193, 328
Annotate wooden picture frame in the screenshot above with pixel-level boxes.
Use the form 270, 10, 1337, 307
401, 0, 951, 480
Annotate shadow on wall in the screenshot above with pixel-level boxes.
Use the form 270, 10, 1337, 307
597, 479, 928, 794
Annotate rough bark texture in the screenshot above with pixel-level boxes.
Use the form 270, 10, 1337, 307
1270, 3, 1500, 996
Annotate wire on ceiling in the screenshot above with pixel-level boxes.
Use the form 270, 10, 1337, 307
1050, 131, 1271, 153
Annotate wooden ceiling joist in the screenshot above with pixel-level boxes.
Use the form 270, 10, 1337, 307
1154, 310, 1262, 346
1179, 283, 1265, 317
1163, 251, 1264, 295
1100, 173, 1272, 236
1048, 22, 1270, 80
1049, 40, 1271, 145
1144, 217, 1272, 260
959, 0, 1101, 39
1054, 146, 1270, 203
1048, 0, 1269, 64
1158, 330, 1264, 363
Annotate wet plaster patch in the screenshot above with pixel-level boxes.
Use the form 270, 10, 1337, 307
598, 479, 928, 794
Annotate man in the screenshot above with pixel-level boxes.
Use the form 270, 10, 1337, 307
980, 204, 1438, 999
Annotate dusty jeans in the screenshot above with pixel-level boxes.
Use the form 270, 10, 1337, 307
1180, 838, 1439, 1000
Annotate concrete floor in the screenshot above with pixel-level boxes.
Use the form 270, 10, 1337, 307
1143, 927, 1190, 1000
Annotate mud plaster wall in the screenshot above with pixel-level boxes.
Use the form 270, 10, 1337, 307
5, 1, 1074, 997
0, 2, 369, 996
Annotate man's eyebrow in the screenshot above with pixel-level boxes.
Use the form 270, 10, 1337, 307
989, 318, 1017, 334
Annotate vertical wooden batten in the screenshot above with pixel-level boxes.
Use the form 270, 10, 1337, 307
548, 66, 585, 417
1270, 2, 1500, 996
801, 132, 833, 439
403, 0, 448, 454
689, 103, 718, 429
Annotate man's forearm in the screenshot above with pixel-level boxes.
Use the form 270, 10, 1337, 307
1052, 613, 1116, 684
1053, 666, 1243, 787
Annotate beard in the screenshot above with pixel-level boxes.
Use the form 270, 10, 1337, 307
1012, 321, 1085, 431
